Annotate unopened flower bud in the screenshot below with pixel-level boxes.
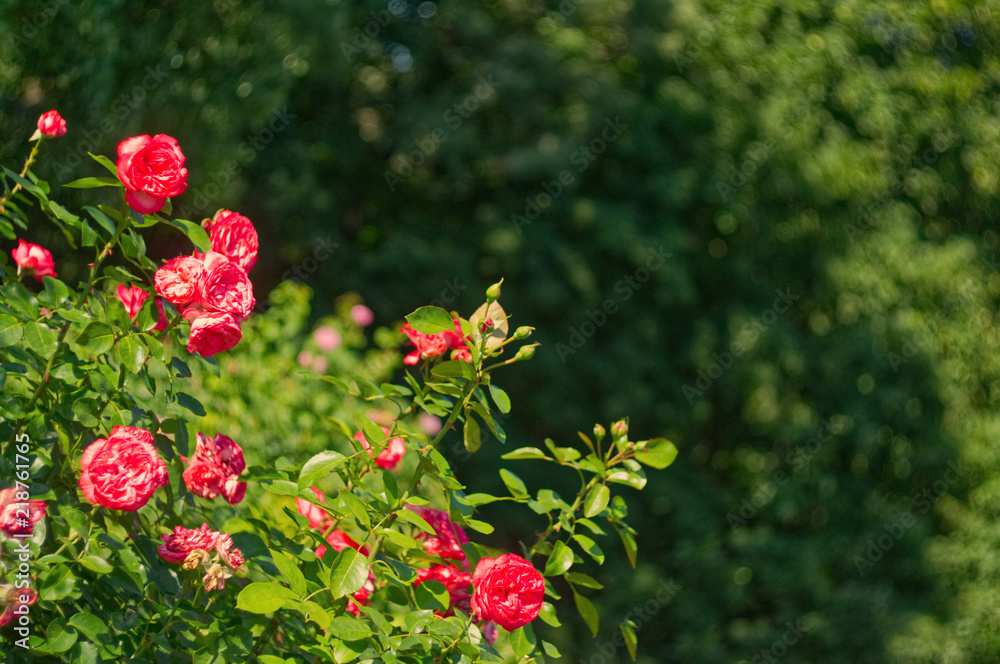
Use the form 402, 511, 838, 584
512, 326, 534, 340
593, 424, 606, 443
480, 317, 494, 334
514, 343, 538, 361
486, 279, 503, 303
611, 419, 628, 438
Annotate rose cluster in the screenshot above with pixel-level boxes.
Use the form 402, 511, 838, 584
400, 319, 472, 365
154, 209, 259, 357
158, 523, 246, 591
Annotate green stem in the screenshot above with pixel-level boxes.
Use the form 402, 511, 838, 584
0, 139, 42, 214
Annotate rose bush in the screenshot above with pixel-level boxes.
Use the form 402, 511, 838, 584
0, 110, 678, 661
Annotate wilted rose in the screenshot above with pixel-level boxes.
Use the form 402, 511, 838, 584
158, 523, 221, 564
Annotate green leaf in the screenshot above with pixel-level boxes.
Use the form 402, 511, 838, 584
542, 640, 563, 658
340, 490, 371, 529
488, 383, 511, 413
78, 555, 113, 574
573, 591, 599, 636
459, 492, 500, 506
405, 306, 457, 334
635, 438, 679, 469
565, 572, 603, 589
175, 392, 206, 417
620, 621, 638, 661
463, 414, 482, 454
42, 276, 70, 304
329, 547, 369, 598
614, 523, 638, 568
414, 579, 449, 612
509, 623, 536, 660
499, 469, 529, 499
376, 527, 419, 550
23, 321, 56, 355
298, 450, 347, 490
584, 484, 610, 518
83, 205, 117, 236
46, 618, 78, 653
76, 322, 114, 355
539, 602, 561, 627
236, 582, 297, 614
88, 152, 120, 178
39, 565, 76, 601
463, 517, 494, 534
330, 616, 373, 641
544, 541, 575, 577
270, 549, 307, 596
163, 218, 211, 253
394, 507, 437, 535
501, 447, 551, 461
68, 613, 108, 643
299, 600, 332, 630
432, 360, 476, 380
354, 375, 384, 400
63, 177, 122, 189
572, 534, 605, 564
116, 335, 146, 372
0, 314, 23, 347
80, 219, 96, 246
262, 480, 303, 497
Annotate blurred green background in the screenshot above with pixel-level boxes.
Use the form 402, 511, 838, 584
5, 0, 1000, 661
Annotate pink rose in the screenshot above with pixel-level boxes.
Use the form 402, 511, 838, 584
158, 523, 221, 564
470, 554, 545, 632
182, 433, 247, 505
79, 426, 169, 511
203, 210, 258, 273
37, 110, 66, 138
200, 252, 254, 321
0, 488, 46, 538
405, 505, 470, 563
187, 311, 242, 357
12, 239, 57, 281
350, 305, 374, 327
154, 255, 205, 305
313, 326, 341, 351
353, 427, 407, 471
116, 134, 188, 214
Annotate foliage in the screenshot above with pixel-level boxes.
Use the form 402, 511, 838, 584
0, 131, 673, 662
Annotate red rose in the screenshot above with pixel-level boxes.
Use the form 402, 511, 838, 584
182, 433, 247, 504
415, 563, 473, 616
12, 239, 57, 281
406, 505, 470, 563
158, 523, 221, 564
187, 311, 242, 357
470, 554, 545, 632
0, 487, 46, 538
116, 134, 188, 214
400, 319, 471, 365
78, 426, 169, 511
36, 110, 66, 138
203, 209, 258, 273
353, 427, 407, 471
154, 255, 205, 305
296, 487, 334, 531
200, 252, 254, 321
315, 528, 370, 560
